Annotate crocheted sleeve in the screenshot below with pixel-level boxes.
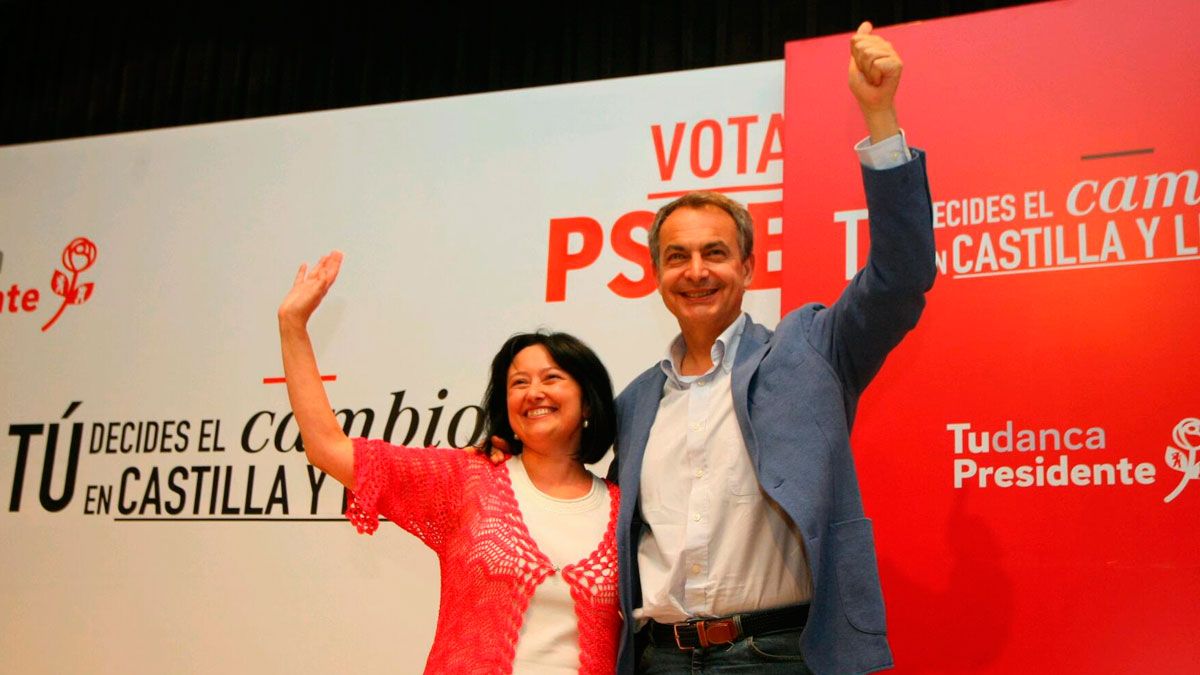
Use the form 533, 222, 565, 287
345, 437, 466, 552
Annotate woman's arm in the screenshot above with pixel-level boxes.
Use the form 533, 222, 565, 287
278, 250, 354, 489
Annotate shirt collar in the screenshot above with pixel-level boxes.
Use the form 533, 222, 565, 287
659, 313, 747, 386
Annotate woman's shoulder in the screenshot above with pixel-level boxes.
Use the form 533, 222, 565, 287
355, 438, 507, 474
601, 475, 620, 504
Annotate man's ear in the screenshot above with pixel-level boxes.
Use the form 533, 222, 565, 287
742, 253, 755, 286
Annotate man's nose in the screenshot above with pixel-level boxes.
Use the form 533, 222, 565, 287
684, 253, 707, 280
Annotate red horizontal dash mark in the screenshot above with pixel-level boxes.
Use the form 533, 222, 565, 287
647, 182, 783, 200
263, 375, 337, 384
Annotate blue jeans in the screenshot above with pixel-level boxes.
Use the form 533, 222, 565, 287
638, 627, 814, 674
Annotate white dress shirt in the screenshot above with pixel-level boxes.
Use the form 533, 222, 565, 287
635, 314, 812, 623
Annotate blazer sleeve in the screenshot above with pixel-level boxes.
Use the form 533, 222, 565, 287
806, 149, 936, 396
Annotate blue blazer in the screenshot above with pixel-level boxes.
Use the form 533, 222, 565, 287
612, 151, 935, 674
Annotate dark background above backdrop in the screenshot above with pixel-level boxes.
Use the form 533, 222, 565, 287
0, 1, 1038, 146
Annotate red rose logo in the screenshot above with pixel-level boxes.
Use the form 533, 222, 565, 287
41, 237, 97, 332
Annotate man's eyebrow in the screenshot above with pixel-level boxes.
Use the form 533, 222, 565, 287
664, 240, 729, 251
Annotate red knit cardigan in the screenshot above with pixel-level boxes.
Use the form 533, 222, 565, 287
346, 438, 621, 674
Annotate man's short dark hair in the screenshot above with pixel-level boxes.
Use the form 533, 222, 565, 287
481, 331, 616, 465
647, 191, 755, 270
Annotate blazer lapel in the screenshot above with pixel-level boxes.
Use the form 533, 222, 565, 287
617, 370, 666, 528
731, 317, 771, 466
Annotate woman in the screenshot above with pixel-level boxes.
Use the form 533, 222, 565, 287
278, 251, 621, 674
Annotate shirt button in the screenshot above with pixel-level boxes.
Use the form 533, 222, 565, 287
694, 468, 704, 478
693, 513, 701, 522
697, 380, 706, 387
689, 422, 704, 431
690, 564, 702, 575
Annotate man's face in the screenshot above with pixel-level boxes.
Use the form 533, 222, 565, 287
655, 205, 754, 335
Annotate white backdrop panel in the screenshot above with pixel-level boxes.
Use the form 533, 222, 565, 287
0, 62, 783, 673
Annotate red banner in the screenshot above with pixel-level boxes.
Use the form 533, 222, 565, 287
784, 0, 1200, 671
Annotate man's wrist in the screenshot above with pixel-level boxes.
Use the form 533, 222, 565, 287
861, 107, 900, 144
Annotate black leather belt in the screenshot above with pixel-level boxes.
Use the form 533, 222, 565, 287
647, 604, 809, 650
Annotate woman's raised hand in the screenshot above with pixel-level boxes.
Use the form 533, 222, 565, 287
276, 249, 353, 488
278, 250, 344, 328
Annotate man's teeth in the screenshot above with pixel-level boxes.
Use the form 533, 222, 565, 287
684, 289, 716, 298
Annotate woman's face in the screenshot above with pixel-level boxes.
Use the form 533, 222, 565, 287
506, 344, 585, 456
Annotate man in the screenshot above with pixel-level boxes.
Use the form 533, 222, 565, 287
610, 22, 935, 674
